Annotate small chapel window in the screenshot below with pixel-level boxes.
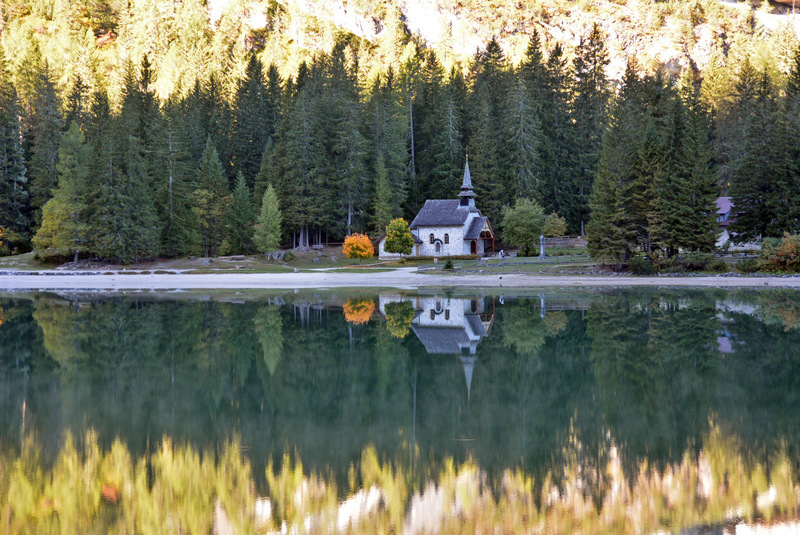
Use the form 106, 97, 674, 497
429, 234, 434, 244
444, 234, 449, 244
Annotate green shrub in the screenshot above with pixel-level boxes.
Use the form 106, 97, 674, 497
283, 251, 295, 262
681, 251, 713, 271
628, 253, 655, 274
707, 258, 730, 273
443, 258, 454, 270
518, 244, 537, 257
735, 258, 759, 273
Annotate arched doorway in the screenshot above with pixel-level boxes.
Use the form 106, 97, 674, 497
470, 240, 477, 255
435, 242, 441, 254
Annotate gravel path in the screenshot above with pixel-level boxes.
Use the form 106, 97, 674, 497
2, 268, 800, 290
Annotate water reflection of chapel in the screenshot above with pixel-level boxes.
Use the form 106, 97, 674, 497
379, 295, 494, 397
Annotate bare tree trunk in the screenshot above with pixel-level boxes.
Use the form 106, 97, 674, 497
347, 201, 352, 235
409, 99, 416, 191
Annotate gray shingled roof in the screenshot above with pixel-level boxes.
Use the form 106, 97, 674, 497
464, 217, 486, 240
409, 200, 469, 228
411, 316, 487, 354
411, 325, 471, 354
465, 315, 488, 337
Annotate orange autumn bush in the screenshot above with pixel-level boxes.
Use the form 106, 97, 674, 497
342, 233, 374, 263
343, 299, 375, 325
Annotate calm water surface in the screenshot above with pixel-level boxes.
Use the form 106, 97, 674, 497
1, 288, 800, 533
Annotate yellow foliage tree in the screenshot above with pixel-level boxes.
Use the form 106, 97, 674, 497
342, 233, 374, 264
384, 218, 413, 255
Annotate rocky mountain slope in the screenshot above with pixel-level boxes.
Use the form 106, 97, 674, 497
250, 0, 800, 79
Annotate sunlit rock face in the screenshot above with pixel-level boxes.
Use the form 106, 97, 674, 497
218, 0, 799, 80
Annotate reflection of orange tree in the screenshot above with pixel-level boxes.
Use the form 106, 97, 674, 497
384, 301, 414, 338
343, 299, 375, 325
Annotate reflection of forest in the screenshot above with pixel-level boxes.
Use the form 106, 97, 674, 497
1, 290, 800, 488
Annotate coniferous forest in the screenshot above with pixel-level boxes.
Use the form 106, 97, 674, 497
2, 0, 800, 263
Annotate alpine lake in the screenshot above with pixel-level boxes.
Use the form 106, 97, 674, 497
2, 287, 800, 534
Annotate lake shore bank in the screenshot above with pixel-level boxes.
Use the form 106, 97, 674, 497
2, 268, 800, 290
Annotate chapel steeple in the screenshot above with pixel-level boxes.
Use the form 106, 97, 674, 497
458, 158, 477, 210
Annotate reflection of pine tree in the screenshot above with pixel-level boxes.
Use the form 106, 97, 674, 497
502, 300, 547, 356
254, 305, 284, 375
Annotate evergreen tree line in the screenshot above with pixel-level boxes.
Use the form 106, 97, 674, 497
588, 47, 800, 264
2, 25, 800, 262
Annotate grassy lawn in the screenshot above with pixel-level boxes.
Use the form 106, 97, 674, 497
0, 252, 50, 271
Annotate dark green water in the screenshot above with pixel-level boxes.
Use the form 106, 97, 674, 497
2, 288, 800, 479
2, 288, 800, 532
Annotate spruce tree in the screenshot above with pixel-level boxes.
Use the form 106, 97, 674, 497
276, 65, 328, 249
226, 172, 256, 254
774, 45, 800, 236
371, 153, 394, 237
32, 122, 90, 263
540, 43, 576, 225
253, 137, 275, 210
326, 43, 369, 237
63, 74, 90, 129
0, 51, 29, 248
729, 65, 782, 242
587, 93, 638, 265
659, 72, 718, 254
571, 23, 610, 233
156, 97, 199, 257
232, 56, 271, 186
254, 183, 282, 253
28, 61, 62, 224
504, 68, 542, 200
421, 66, 465, 201
467, 38, 511, 224
193, 137, 231, 257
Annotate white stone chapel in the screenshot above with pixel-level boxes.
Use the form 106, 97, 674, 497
377, 160, 496, 258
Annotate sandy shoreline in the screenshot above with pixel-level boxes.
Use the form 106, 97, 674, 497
2, 268, 800, 290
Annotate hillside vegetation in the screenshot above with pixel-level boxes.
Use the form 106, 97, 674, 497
1, 0, 800, 263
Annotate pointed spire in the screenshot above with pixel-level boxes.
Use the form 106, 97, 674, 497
458, 158, 476, 205
462, 158, 473, 190
460, 355, 476, 400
